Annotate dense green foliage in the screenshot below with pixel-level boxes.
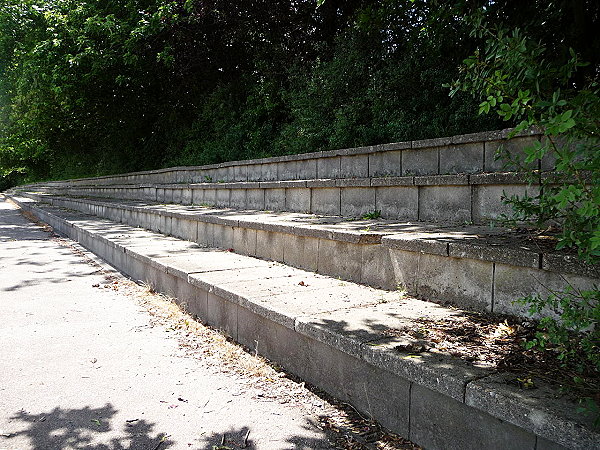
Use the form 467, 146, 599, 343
3, 0, 596, 186
451, 9, 599, 421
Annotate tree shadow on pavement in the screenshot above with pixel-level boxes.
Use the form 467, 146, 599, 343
5, 404, 173, 450
198, 421, 335, 449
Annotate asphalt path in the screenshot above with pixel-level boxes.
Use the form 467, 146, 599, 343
0, 195, 336, 449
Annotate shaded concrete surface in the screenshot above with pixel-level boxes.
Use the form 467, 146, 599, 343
0, 196, 335, 449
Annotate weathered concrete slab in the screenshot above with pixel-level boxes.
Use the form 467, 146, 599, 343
311, 188, 341, 216
440, 142, 484, 174
466, 373, 599, 450
368, 150, 402, 177
402, 147, 438, 176
375, 186, 418, 220
410, 383, 536, 450
419, 185, 471, 223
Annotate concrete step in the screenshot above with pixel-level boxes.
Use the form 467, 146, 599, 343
7, 193, 598, 450
28, 172, 539, 224
30, 128, 546, 187
17, 192, 599, 320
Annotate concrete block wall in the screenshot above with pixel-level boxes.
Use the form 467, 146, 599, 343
36, 127, 544, 188
40, 172, 539, 225
22, 193, 599, 320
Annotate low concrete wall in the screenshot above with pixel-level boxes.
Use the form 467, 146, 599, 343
23, 193, 599, 319
11, 194, 597, 450
37, 172, 539, 224
35, 128, 544, 187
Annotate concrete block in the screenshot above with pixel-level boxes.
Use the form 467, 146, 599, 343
235, 308, 410, 436
542, 253, 600, 278
285, 188, 311, 213
141, 210, 157, 231
280, 234, 318, 272
419, 185, 472, 223
317, 239, 362, 282
402, 147, 438, 176
202, 188, 217, 206
212, 167, 227, 182
472, 184, 539, 224
245, 164, 262, 182
215, 188, 230, 207
181, 188, 192, 206
245, 188, 265, 210
440, 142, 484, 174
340, 154, 369, 178
261, 163, 278, 181
157, 215, 172, 235
201, 169, 217, 183
535, 437, 568, 450
265, 188, 286, 211
229, 189, 247, 209
295, 159, 317, 180
278, 160, 298, 180
340, 187, 375, 218
448, 241, 539, 269
466, 373, 597, 450
232, 227, 257, 256
389, 249, 420, 294
361, 246, 394, 289
493, 264, 597, 317
316, 338, 412, 436
149, 263, 180, 298
191, 187, 204, 205
412, 136, 451, 148
171, 277, 204, 316
173, 218, 197, 242
539, 136, 576, 172
195, 222, 213, 247
225, 166, 234, 182
206, 292, 238, 338
255, 230, 285, 262
317, 156, 341, 179
172, 188, 183, 204
410, 384, 536, 450
310, 188, 341, 216
417, 253, 494, 311
164, 188, 175, 203
212, 224, 234, 249
484, 136, 540, 172
375, 186, 419, 220
369, 151, 402, 177
121, 208, 133, 225
235, 306, 303, 367
142, 187, 154, 201
106, 206, 123, 223
233, 164, 247, 182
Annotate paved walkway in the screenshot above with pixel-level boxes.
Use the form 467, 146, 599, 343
0, 195, 336, 449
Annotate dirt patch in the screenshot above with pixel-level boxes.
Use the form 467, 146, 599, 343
385, 312, 599, 400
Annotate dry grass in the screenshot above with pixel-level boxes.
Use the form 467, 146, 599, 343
135, 282, 276, 379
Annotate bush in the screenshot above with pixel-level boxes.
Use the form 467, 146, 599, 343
449, 11, 599, 424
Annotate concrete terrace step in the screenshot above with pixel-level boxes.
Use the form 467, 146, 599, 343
17, 192, 599, 320
30, 172, 539, 224
32, 128, 546, 187
7, 193, 599, 450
